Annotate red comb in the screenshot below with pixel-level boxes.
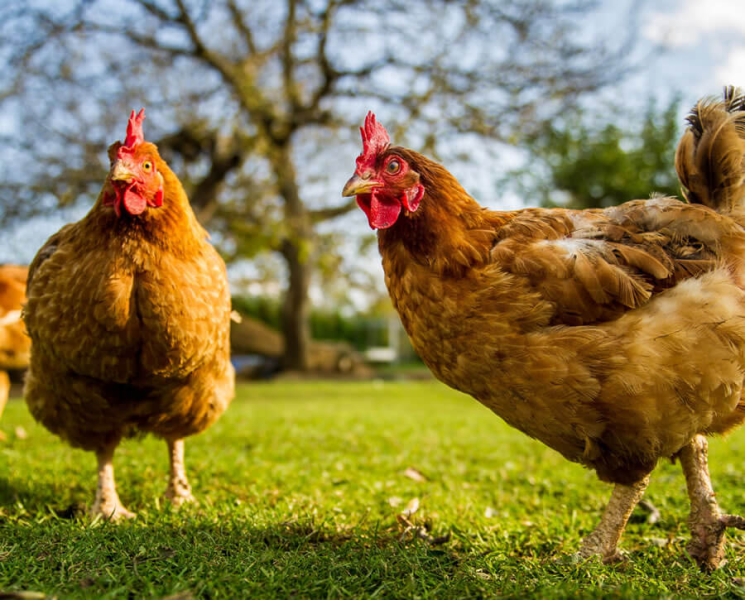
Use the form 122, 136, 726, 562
356, 111, 390, 173
123, 108, 146, 149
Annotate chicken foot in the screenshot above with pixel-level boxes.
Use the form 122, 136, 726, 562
577, 476, 649, 563
91, 440, 135, 520
679, 434, 745, 570
164, 438, 195, 506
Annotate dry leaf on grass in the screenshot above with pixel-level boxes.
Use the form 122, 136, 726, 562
161, 593, 195, 600
14, 426, 27, 440
395, 498, 451, 546
647, 537, 669, 548
634, 499, 661, 525
402, 497, 419, 517
403, 467, 427, 482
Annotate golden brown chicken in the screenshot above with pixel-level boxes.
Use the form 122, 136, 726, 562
0, 265, 31, 439
23, 110, 234, 519
342, 89, 745, 569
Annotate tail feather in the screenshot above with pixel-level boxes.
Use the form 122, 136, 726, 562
676, 86, 745, 213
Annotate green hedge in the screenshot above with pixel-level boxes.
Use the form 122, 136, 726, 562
232, 296, 388, 350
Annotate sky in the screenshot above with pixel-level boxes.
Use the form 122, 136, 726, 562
3, 0, 745, 287
640, 0, 745, 99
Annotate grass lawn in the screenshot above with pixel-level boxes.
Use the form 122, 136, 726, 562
3, 381, 745, 598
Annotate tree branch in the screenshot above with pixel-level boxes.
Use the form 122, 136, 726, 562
281, 0, 301, 114
227, 0, 257, 54
310, 198, 358, 223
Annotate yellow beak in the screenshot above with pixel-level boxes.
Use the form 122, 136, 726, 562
111, 161, 135, 183
342, 174, 382, 197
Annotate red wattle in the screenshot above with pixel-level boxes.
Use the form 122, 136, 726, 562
122, 184, 147, 215
368, 190, 401, 229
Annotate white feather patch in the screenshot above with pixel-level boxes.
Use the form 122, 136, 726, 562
0, 310, 22, 327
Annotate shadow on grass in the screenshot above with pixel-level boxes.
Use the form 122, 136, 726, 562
0, 472, 478, 596
0, 474, 89, 517
0, 516, 471, 598
2, 491, 736, 598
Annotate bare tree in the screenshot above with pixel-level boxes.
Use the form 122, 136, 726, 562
0, 0, 636, 370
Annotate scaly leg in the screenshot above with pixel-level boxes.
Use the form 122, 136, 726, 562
0, 371, 10, 441
90, 440, 135, 520
578, 476, 650, 563
679, 435, 745, 570
164, 438, 195, 506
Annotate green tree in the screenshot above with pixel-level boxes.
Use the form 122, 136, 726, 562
511, 97, 681, 209
0, 0, 639, 370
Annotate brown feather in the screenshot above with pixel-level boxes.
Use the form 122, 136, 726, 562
676, 87, 745, 212
23, 143, 234, 451
369, 141, 745, 496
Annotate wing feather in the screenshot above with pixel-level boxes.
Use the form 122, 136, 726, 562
489, 198, 737, 326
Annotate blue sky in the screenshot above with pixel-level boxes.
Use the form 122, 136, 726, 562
607, 0, 745, 110
2, 0, 745, 276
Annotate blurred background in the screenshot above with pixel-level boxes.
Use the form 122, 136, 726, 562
0, 0, 738, 378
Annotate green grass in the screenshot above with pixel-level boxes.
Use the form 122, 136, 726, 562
2, 381, 745, 598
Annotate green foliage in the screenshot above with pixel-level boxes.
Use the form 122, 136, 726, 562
309, 310, 388, 351
3, 382, 745, 597
512, 97, 682, 209
232, 296, 282, 331
232, 296, 388, 350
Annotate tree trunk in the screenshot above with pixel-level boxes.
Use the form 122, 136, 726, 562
280, 238, 311, 371
274, 144, 312, 371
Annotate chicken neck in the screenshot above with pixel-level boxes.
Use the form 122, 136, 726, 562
86, 164, 206, 261
679, 435, 745, 570
91, 439, 135, 520
377, 155, 511, 277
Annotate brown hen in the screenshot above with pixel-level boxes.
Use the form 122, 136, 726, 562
342, 88, 745, 568
23, 110, 234, 519
0, 265, 31, 438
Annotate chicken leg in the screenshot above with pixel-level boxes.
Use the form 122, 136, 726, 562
578, 476, 649, 563
679, 435, 745, 570
91, 440, 135, 520
164, 438, 195, 506
0, 371, 9, 441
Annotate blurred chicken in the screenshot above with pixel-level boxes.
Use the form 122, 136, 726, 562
342, 88, 745, 569
0, 265, 31, 439
24, 110, 234, 519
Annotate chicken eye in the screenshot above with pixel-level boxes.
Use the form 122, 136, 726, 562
142, 161, 153, 172
386, 160, 401, 174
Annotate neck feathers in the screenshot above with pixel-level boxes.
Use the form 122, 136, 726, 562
379, 150, 510, 275
89, 160, 206, 258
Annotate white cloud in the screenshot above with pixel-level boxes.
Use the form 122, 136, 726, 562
715, 48, 745, 86
645, 0, 745, 47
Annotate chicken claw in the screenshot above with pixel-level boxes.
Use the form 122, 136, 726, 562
91, 495, 136, 521
91, 442, 135, 521
679, 435, 745, 570
164, 438, 196, 506
578, 476, 650, 563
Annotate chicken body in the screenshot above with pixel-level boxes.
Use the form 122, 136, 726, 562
382, 201, 745, 486
343, 93, 745, 568
23, 111, 234, 518
0, 265, 31, 438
